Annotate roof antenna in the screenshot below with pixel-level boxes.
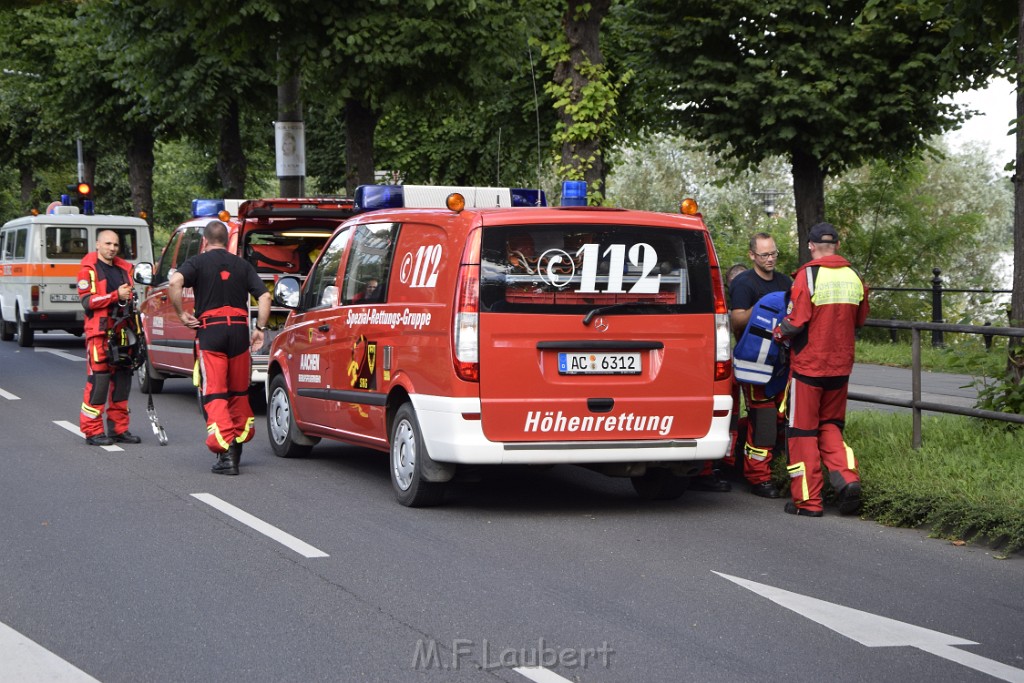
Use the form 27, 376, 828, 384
496, 127, 502, 185
527, 41, 544, 205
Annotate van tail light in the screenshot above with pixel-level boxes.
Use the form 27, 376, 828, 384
706, 234, 732, 382
452, 229, 481, 382
31, 285, 40, 311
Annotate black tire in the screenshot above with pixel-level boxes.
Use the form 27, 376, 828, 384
0, 311, 13, 342
390, 403, 446, 507
136, 356, 165, 394
266, 374, 316, 458
16, 311, 33, 348
631, 468, 690, 501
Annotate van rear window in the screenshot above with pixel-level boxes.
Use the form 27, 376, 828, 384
479, 224, 714, 314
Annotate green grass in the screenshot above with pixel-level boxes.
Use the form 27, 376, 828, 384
840, 412, 1024, 555
856, 339, 1008, 378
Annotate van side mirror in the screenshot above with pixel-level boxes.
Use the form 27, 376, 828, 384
274, 276, 302, 308
133, 262, 154, 285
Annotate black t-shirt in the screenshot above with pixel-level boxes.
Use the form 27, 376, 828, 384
729, 268, 793, 311
95, 259, 128, 295
177, 249, 266, 317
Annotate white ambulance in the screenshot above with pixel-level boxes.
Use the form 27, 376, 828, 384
0, 198, 153, 347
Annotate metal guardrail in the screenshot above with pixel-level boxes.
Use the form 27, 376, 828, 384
849, 318, 1024, 448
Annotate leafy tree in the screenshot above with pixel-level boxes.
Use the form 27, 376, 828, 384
620, 0, 1012, 263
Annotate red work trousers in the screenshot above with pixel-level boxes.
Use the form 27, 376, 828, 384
741, 382, 786, 486
786, 373, 859, 513
196, 315, 254, 454
80, 337, 131, 437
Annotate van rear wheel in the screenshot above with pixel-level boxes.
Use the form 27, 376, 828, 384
16, 312, 33, 348
390, 403, 446, 507
0, 317, 13, 342
267, 374, 316, 458
631, 468, 690, 501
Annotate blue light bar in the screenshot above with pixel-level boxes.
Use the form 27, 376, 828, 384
60, 194, 72, 207
561, 180, 587, 207
192, 199, 225, 218
511, 189, 547, 207
82, 200, 94, 216
355, 185, 405, 212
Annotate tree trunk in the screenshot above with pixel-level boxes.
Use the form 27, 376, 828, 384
1009, 0, 1024, 381
19, 165, 36, 213
554, 0, 611, 201
791, 148, 826, 265
127, 127, 155, 240
217, 97, 247, 198
278, 69, 304, 198
344, 99, 379, 195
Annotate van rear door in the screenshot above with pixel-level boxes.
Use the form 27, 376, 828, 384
476, 219, 718, 443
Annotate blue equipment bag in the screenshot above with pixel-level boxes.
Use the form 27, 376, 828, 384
732, 290, 789, 397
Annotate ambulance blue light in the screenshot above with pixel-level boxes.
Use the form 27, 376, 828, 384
192, 199, 225, 218
561, 180, 587, 206
511, 189, 547, 207
82, 200, 94, 216
355, 185, 404, 212
60, 194, 72, 206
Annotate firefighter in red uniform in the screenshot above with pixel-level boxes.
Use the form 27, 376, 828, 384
168, 221, 272, 475
78, 230, 142, 446
773, 222, 869, 517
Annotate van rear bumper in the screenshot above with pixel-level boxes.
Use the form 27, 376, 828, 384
25, 311, 84, 332
411, 394, 732, 465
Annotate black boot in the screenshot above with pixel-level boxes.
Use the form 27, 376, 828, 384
212, 444, 239, 476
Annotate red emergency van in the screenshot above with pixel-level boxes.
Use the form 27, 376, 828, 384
266, 184, 733, 506
137, 197, 355, 394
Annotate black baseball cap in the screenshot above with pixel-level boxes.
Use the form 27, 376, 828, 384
808, 222, 839, 244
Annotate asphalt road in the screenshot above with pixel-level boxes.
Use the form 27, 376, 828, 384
1, 333, 1021, 683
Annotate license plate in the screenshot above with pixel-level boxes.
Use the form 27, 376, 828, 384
558, 352, 641, 375
50, 293, 79, 303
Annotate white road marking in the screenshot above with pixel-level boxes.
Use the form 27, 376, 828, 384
513, 667, 574, 683
0, 620, 101, 682
35, 347, 85, 361
191, 493, 329, 558
53, 420, 123, 452
0, 387, 20, 400
715, 571, 1024, 683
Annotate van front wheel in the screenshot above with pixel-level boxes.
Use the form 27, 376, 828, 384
390, 404, 446, 507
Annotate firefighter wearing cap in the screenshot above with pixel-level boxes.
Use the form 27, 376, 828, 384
78, 229, 142, 446
168, 220, 271, 475
773, 222, 869, 517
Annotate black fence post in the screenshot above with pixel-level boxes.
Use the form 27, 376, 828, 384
931, 268, 944, 347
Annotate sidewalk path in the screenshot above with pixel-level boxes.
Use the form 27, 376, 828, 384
848, 363, 979, 413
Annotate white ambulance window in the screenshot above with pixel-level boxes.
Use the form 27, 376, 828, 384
110, 228, 140, 260
479, 224, 714, 314
303, 230, 349, 310
342, 222, 397, 305
9, 228, 28, 260
46, 227, 89, 258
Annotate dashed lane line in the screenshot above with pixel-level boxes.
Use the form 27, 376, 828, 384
0, 620, 101, 682
53, 420, 123, 452
514, 667, 575, 683
191, 493, 329, 559
0, 387, 19, 400
34, 347, 86, 362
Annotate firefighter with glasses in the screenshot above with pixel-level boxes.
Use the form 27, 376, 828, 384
729, 232, 792, 498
